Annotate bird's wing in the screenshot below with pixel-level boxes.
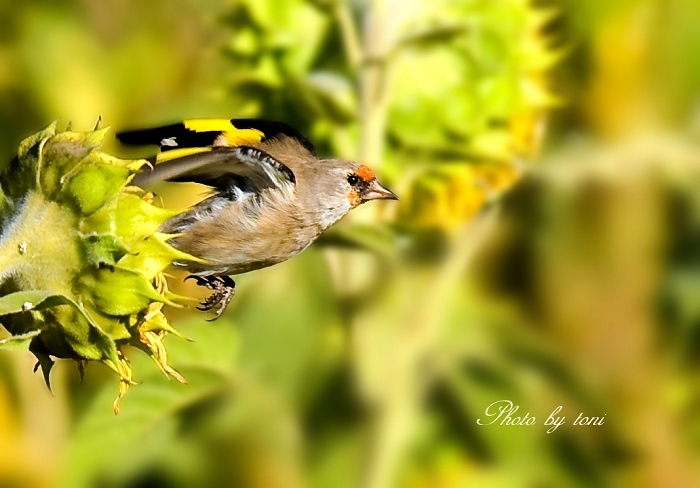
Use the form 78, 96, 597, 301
116, 118, 316, 162
131, 146, 296, 192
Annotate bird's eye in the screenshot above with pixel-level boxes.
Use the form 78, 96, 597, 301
347, 174, 360, 186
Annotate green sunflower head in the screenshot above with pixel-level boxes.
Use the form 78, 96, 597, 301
0, 122, 201, 413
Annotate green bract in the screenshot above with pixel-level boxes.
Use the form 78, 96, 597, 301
0, 122, 200, 413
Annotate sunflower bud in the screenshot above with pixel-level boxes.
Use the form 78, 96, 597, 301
0, 122, 200, 413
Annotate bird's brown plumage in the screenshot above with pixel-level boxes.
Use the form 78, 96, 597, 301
118, 120, 397, 316
160, 136, 374, 275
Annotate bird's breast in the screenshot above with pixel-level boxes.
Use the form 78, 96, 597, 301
166, 193, 322, 275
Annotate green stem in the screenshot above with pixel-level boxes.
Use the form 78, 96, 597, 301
359, 2, 390, 169
335, 1, 363, 71
363, 209, 499, 488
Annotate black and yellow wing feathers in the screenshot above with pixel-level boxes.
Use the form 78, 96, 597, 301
131, 146, 297, 192
116, 118, 316, 163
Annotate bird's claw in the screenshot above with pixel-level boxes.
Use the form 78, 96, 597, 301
185, 275, 236, 320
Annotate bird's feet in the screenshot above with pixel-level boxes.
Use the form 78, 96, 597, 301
185, 275, 236, 321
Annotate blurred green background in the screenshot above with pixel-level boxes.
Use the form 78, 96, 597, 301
2, 0, 700, 487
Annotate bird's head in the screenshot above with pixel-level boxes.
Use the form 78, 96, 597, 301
308, 158, 397, 229
344, 162, 397, 207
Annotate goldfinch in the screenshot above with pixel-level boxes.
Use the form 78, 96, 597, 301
117, 118, 397, 318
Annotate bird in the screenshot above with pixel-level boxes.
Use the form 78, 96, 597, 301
116, 118, 397, 319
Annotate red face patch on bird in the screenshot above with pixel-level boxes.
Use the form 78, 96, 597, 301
356, 165, 375, 182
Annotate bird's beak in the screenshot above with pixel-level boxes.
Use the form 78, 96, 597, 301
361, 179, 398, 201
